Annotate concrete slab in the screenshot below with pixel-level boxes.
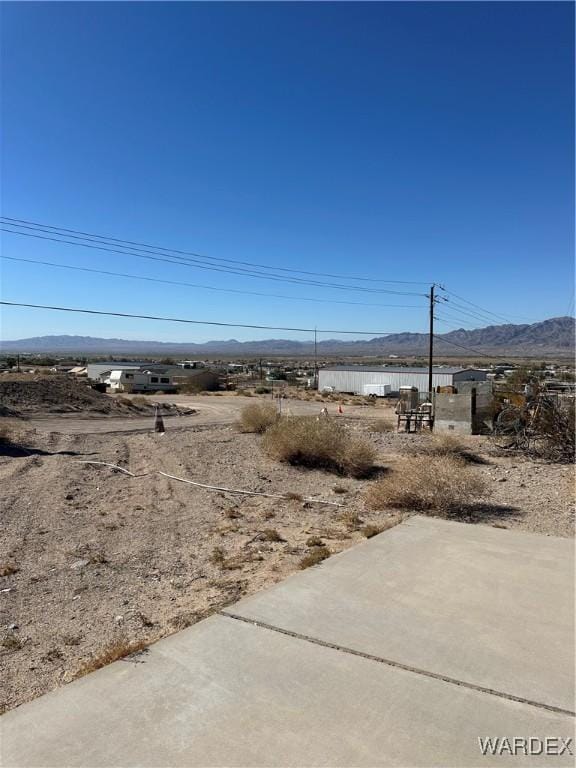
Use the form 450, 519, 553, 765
226, 516, 575, 713
1, 615, 573, 768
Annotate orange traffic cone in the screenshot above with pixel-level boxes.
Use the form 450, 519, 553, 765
154, 405, 165, 433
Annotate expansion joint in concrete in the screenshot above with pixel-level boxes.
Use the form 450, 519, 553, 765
219, 610, 576, 719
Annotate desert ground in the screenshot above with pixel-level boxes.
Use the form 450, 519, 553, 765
0, 388, 573, 713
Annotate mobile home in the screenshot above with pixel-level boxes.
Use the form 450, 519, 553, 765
108, 370, 176, 393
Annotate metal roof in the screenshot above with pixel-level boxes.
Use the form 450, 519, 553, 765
320, 366, 481, 374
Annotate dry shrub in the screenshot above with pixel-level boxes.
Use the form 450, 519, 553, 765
410, 433, 485, 464
238, 403, 278, 433
74, 638, 148, 678
210, 546, 226, 566
299, 546, 330, 569
261, 528, 284, 542
262, 416, 376, 478
415, 433, 468, 457
0, 423, 14, 444
362, 523, 384, 538
366, 456, 486, 516
338, 510, 363, 531
361, 517, 403, 538
0, 563, 19, 577
370, 419, 394, 433
2, 634, 23, 651
533, 400, 575, 463
283, 491, 303, 501
0, 420, 28, 455
178, 379, 204, 395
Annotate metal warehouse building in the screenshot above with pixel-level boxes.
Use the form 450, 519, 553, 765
318, 366, 487, 396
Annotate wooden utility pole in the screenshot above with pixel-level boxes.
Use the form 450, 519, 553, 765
314, 328, 318, 390
428, 284, 435, 396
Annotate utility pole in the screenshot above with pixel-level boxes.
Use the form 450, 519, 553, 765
314, 328, 318, 390
428, 284, 435, 397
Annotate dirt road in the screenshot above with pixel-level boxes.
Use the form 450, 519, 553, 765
29, 396, 379, 434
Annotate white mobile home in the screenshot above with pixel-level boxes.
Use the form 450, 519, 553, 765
318, 366, 487, 396
109, 370, 176, 393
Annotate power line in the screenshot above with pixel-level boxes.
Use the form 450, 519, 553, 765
440, 288, 537, 324
435, 307, 488, 329
0, 300, 398, 336
437, 291, 536, 328
0, 256, 423, 310
0, 216, 432, 286
443, 300, 519, 326
1, 228, 425, 297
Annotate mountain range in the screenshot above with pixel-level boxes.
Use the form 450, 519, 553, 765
1, 317, 574, 357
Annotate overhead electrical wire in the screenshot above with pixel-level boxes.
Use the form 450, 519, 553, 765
1, 228, 425, 297
434, 307, 489, 329
0, 256, 423, 310
0, 216, 431, 287
440, 287, 537, 324
442, 300, 519, 326
0, 301, 397, 336
436, 292, 535, 328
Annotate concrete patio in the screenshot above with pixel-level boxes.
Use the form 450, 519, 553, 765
1, 516, 574, 767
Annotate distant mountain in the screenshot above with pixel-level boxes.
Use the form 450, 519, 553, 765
1, 317, 574, 357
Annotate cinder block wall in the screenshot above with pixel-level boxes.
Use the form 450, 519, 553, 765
434, 393, 473, 435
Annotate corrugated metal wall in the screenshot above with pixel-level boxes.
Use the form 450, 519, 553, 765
318, 369, 454, 394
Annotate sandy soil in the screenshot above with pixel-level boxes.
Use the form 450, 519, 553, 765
0, 420, 573, 713
0, 377, 194, 419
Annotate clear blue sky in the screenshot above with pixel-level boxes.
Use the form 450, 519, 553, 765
1, 1, 573, 343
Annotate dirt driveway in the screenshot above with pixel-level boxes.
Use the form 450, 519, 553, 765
29, 395, 382, 434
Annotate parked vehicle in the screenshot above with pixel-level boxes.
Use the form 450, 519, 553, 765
362, 384, 392, 398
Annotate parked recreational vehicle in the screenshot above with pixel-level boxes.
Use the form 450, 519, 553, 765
108, 370, 176, 393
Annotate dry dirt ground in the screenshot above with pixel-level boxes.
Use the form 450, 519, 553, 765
0, 417, 573, 713
0, 376, 194, 418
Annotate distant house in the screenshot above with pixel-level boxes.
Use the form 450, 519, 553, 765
87, 361, 219, 391
87, 362, 145, 382
109, 370, 176, 393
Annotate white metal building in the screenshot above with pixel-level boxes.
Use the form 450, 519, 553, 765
318, 366, 487, 396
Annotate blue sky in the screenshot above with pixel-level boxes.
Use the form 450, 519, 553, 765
1, 1, 573, 343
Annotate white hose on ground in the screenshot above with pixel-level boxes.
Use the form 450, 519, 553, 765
157, 471, 345, 507
74, 460, 139, 477
74, 461, 344, 506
